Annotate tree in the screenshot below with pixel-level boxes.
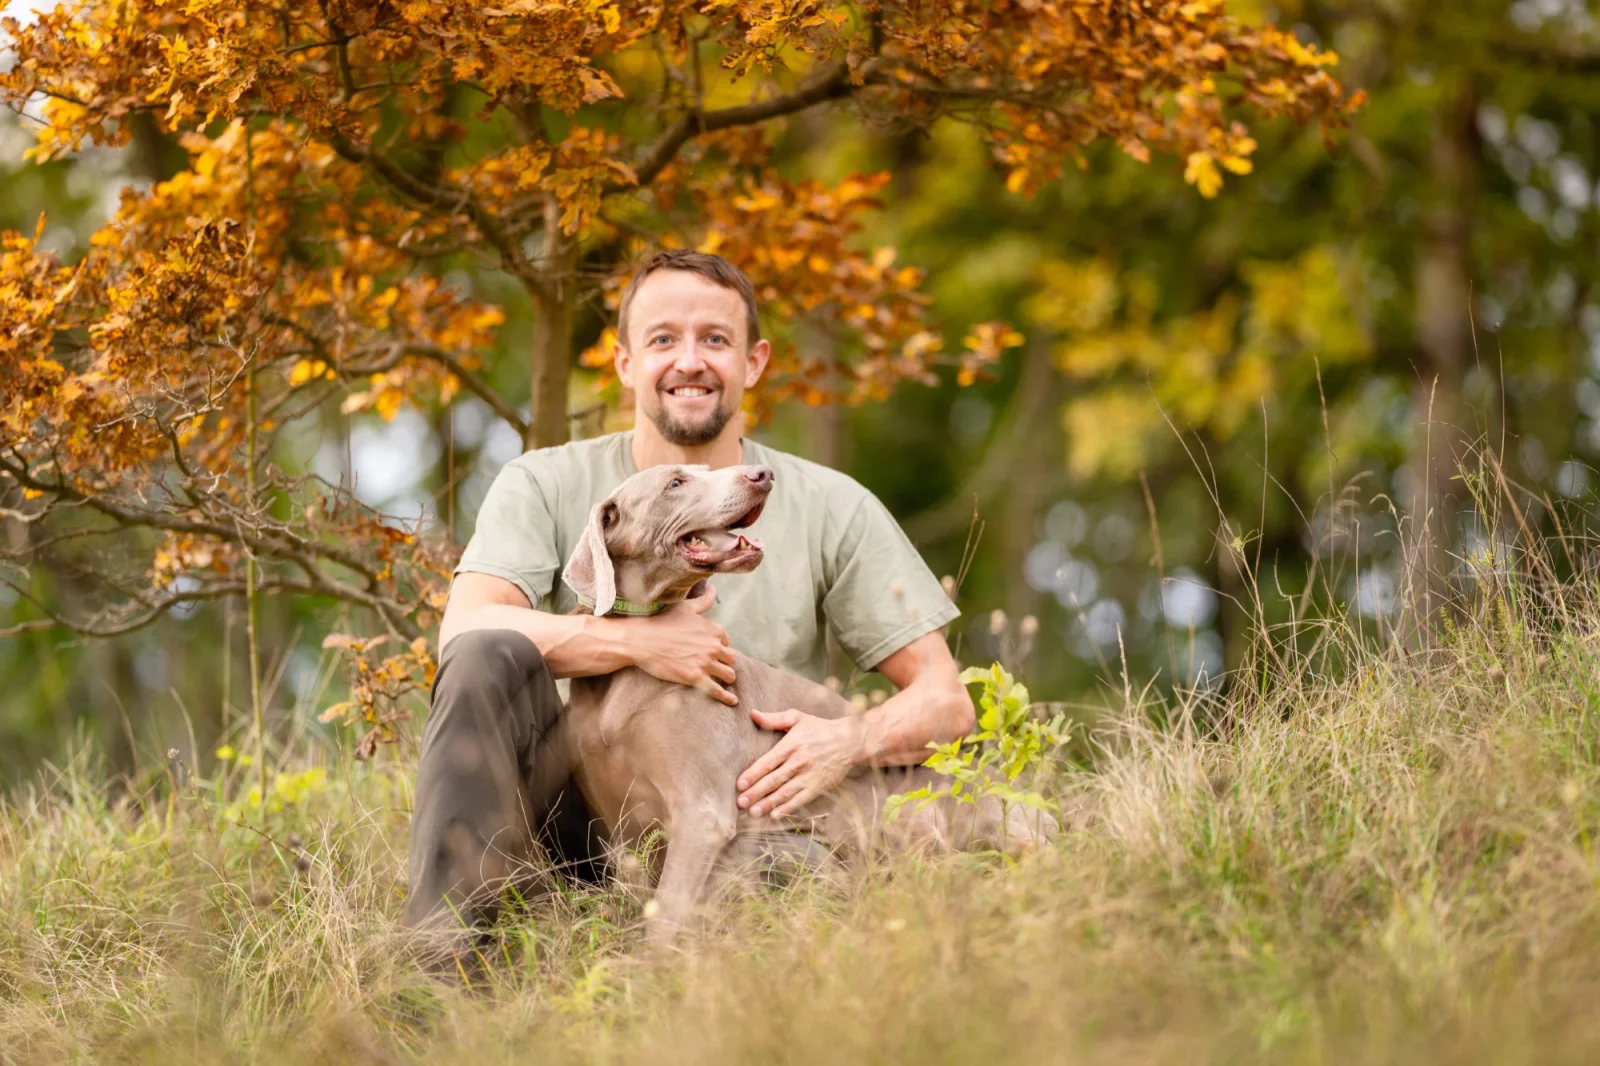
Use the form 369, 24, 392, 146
0, 0, 1353, 752
896, 2, 1600, 675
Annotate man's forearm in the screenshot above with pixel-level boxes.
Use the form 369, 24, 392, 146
853, 678, 974, 768
441, 604, 638, 679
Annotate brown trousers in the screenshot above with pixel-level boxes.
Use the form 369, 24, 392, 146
402, 629, 606, 935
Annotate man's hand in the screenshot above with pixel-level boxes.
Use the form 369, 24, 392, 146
624, 585, 740, 706
737, 709, 867, 818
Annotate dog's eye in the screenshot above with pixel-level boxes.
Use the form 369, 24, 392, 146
668, 477, 684, 489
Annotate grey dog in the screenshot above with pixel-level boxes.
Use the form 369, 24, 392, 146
561, 462, 1052, 939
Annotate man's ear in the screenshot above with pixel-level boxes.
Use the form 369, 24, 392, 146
614, 335, 633, 391
744, 337, 771, 389
562, 498, 618, 615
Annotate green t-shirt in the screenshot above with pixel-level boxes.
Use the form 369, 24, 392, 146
455, 431, 959, 681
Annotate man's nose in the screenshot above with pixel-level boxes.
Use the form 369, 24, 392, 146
743, 466, 774, 486
673, 344, 709, 371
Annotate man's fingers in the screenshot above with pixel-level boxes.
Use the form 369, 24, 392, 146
750, 707, 800, 731
737, 740, 793, 795
739, 754, 800, 809
717, 646, 737, 667
709, 660, 736, 686
696, 675, 739, 707
771, 783, 821, 819
712, 624, 730, 647
754, 777, 807, 817
766, 779, 815, 818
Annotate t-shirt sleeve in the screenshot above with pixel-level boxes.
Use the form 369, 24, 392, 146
822, 489, 960, 671
454, 462, 562, 608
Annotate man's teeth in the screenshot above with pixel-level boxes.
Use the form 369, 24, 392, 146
670, 386, 711, 397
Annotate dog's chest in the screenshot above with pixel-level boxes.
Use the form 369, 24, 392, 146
568, 671, 647, 749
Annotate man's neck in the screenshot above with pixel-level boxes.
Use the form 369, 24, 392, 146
630, 414, 745, 470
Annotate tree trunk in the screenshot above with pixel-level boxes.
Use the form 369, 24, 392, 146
1402, 78, 1479, 640
528, 199, 578, 450
1002, 341, 1060, 635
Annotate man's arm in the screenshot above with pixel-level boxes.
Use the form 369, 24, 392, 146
856, 630, 974, 763
441, 572, 741, 705
735, 630, 972, 819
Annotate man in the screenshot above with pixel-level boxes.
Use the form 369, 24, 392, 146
404, 250, 972, 935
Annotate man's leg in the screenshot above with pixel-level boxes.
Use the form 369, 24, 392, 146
402, 629, 605, 947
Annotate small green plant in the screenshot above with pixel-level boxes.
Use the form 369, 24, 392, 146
886, 663, 1071, 820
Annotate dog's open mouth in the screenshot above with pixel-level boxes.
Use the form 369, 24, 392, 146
679, 499, 766, 570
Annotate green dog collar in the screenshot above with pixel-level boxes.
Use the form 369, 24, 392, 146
578, 594, 666, 617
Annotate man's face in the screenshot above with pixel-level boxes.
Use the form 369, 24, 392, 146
616, 269, 770, 447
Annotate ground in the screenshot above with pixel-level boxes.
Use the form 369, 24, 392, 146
2, 586, 1599, 1065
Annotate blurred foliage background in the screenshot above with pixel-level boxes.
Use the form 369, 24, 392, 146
3, 0, 1599, 784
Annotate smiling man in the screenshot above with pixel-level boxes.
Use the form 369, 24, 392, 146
404, 250, 969, 940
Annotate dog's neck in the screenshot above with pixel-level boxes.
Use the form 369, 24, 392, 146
587, 558, 708, 617
576, 592, 667, 617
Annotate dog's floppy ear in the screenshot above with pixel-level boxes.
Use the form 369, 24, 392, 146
562, 498, 618, 616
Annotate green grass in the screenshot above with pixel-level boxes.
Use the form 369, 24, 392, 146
3, 584, 1600, 1063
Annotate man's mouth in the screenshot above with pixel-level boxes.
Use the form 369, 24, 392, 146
678, 500, 766, 569
664, 384, 718, 399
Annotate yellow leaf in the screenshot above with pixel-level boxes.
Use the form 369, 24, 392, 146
1285, 37, 1339, 68
288, 358, 329, 387
1184, 152, 1223, 198
374, 389, 404, 421
318, 701, 357, 724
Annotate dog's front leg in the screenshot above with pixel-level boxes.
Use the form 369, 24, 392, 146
647, 801, 738, 943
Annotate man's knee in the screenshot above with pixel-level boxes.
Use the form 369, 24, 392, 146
435, 629, 552, 698
428, 630, 557, 734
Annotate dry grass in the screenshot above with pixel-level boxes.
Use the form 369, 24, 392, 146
3, 551, 1600, 1063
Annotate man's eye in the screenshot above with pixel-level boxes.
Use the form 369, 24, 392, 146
706, 334, 726, 346
650, 335, 671, 346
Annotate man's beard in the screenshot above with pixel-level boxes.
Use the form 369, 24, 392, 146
649, 385, 733, 446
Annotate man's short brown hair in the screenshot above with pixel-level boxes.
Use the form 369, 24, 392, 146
616, 250, 762, 349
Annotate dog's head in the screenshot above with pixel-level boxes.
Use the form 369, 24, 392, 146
562, 464, 773, 615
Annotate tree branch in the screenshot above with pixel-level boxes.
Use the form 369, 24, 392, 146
0, 576, 317, 641
401, 343, 530, 438
0, 454, 380, 585
620, 56, 863, 192
323, 132, 538, 285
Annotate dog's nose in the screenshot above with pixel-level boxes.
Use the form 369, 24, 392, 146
744, 466, 774, 486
